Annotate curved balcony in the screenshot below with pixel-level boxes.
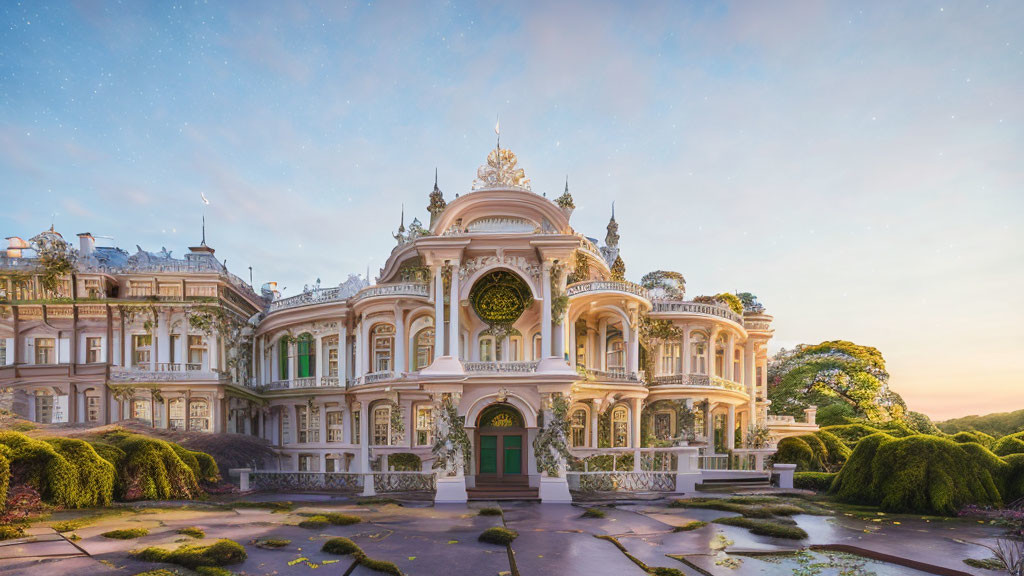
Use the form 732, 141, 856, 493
349, 282, 429, 304
649, 373, 746, 393
650, 300, 743, 325
463, 361, 538, 374
580, 368, 642, 383
264, 376, 345, 391
269, 286, 347, 312
566, 280, 649, 300
359, 370, 397, 385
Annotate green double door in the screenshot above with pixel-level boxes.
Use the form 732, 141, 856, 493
479, 434, 522, 476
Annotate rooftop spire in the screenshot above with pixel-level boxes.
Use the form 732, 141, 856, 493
605, 202, 619, 248
555, 174, 575, 210
427, 168, 447, 227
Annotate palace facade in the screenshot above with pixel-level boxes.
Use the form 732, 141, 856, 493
0, 146, 816, 500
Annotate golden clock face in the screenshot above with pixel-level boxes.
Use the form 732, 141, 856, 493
470, 270, 532, 327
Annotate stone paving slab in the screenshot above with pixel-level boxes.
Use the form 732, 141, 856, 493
511, 529, 650, 576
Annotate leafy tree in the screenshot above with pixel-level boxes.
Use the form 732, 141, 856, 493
937, 408, 1024, 438
768, 341, 905, 423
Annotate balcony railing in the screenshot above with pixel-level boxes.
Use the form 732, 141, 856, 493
264, 376, 345, 390
269, 286, 346, 312
110, 366, 225, 382
361, 370, 396, 385
566, 280, 649, 300
349, 282, 429, 303
583, 368, 640, 382
744, 319, 773, 331
650, 300, 743, 324
649, 373, 746, 393
462, 361, 539, 374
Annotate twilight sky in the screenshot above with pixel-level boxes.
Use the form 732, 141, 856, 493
1, 1, 1022, 420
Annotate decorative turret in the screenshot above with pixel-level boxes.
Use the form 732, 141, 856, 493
600, 203, 621, 268
427, 168, 447, 227
393, 204, 407, 244
555, 176, 575, 211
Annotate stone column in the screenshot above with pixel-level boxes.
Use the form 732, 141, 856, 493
744, 341, 756, 425
359, 401, 375, 495
590, 401, 601, 448
681, 324, 691, 374
393, 306, 405, 373
319, 403, 328, 444
337, 324, 348, 386
290, 404, 300, 444
598, 318, 607, 371
707, 327, 718, 377
210, 332, 220, 372
341, 402, 352, 444
567, 316, 576, 367
355, 321, 366, 379
448, 261, 460, 360
258, 336, 266, 385
288, 340, 296, 382
433, 265, 445, 356
706, 401, 716, 453
541, 261, 552, 359
314, 335, 324, 384
157, 310, 170, 367
631, 397, 643, 471
726, 404, 736, 450
628, 309, 640, 374
725, 332, 735, 381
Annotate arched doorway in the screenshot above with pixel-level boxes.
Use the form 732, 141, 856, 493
475, 403, 526, 482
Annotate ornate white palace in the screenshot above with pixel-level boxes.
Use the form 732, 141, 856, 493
0, 145, 817, 501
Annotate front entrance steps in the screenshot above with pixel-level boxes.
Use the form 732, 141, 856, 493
467, 476, 539, 501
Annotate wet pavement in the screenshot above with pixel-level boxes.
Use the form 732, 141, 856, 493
0, 495, 1011, 576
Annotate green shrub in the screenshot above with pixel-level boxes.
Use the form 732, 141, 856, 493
0, 525, 25, 540
479, 526, 518, 545
386, 452, 421, 472
135, 539, 247, 569
650, 568, 685, 576
713, 516, 807, 539
322, 536, 361, 555
170, 444, 201, 476
354, 553, 403, 576
45, 438, 116, 507
672, 520, 707, 532
821, 424, 884, 448
191, 452, 220, 483
478, 507, 502, 516
0, 444, 10, 509
102, 527, 149, 539
833, 433, 1008, 515
254, 538, 290, 549
992, 435, 1024, 457
298, 515, 329, 529
178, 526, 205, 538
581, 507, 606, 518
0, 431, 113, 508
195, 567, 233, 576
950, 431, 995, 447
324, 512, 361, 525
964, 557, 1005, 570
90, 442, 127, 468
774, 437, 814, 471
814, 430, 852, 470
107, 434, 201, 501
1003, 454, 1024, 502
794, 472, 837, 492
812, 403, 857, 427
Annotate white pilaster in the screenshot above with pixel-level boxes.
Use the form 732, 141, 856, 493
338, 324, 348, 386
541, 261, 552, 359
448, 260, 460, 360
433, 265, 444, 355
393, 306, 405, 374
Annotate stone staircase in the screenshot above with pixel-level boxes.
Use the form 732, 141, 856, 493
466, 476, 539, 501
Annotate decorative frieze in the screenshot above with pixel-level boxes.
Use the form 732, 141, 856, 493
458, 255, 542, 282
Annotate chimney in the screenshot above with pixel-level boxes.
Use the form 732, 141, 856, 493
77, 233, 95, 258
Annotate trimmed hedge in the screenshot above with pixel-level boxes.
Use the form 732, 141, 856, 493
0, 444, 10, 509
774, 431, 850, 472
793, 472, 837, 492
387, 452, 422, 472
950, 431, 995, 447
820, 424, 884, 448
831, 433, 1009, 514
105, 434, 201, 501
992, 435, 1024, 457
0, 431, 114, 508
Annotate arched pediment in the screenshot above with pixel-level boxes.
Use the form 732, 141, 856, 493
430, 188, 573, 237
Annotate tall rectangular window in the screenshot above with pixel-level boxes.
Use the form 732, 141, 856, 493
352, 410, 360, 445
373, 406, 390, 445
87, 396, 100, 423
0, 339, 6, 365
86, 337, 103, 363
327, 411, 343, 442
35, 395, 54, 423
132, 334, 152, 367
298, 406, 320, 443
415, 406, 433, 446
188, 335, 204, 368
281, 410, 291, 444
133, 399, 152, 422
328, 347, 339, 377
34, 338, 55, 364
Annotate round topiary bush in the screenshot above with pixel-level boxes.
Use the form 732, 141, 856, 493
322, 537, 361, 555
478, 526, 518, 545
774, 437, 814, 471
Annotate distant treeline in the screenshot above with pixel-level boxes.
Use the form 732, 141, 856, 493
938, 408, 1024, 438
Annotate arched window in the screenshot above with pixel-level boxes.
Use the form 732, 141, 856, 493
278, 339, 290, 381
372, 325, 394, 372
297, 333, 315, 379
373, 405, 391, 445
414, 328, 434, 370
612, 405, 629, 448
733, 348, 742, 381
570, 408, 588, 447
169, 398, 185, 430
